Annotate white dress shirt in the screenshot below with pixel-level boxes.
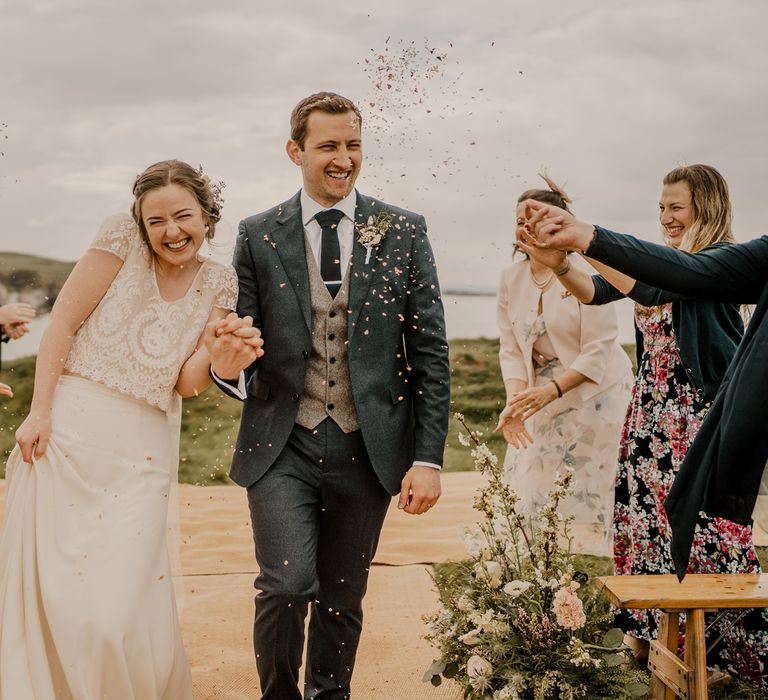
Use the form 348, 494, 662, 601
300, 188, 357, 278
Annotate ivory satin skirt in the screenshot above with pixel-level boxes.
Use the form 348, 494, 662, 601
0, 375, 191, 700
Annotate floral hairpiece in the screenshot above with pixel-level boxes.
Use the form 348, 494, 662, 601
197, 165, 226, 215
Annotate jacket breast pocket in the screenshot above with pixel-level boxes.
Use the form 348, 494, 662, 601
247, 375, 270, 401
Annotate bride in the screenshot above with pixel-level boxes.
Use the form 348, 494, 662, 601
0, 160, 261, 699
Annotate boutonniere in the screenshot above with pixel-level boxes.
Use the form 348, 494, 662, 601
355, 211, 392, 265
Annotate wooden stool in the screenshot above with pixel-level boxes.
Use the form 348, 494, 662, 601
596, 573, 768, 699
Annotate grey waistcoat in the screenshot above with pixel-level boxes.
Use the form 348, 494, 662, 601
295, 238, 360, 433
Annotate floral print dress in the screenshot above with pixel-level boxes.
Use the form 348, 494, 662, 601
503, 314, 631, 556
613, 303, 768, 684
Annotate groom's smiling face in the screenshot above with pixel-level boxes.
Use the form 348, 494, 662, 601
286, 110, 362, 207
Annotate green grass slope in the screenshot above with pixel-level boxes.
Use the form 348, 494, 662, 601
0, 339, 635, 483
0, 252, 75, 292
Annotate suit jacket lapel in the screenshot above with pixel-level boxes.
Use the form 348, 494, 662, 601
273, 192, 311, 332
347, 192, 380, 338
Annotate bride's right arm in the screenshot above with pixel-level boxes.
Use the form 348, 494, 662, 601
15, 250, 123, 463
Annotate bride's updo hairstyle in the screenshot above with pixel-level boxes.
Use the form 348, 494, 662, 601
131, 159, 222, 251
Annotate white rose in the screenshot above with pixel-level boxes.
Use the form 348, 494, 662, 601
466, 655, 494, 691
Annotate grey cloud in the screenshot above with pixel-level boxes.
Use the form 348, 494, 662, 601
0, 0, 766, 288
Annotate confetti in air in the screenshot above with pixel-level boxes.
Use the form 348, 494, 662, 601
359, 37, 516, 199
361, 38, 457, 138
360, 38, 466, 194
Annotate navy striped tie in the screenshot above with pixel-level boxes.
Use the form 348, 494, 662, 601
315, 209, 344, 298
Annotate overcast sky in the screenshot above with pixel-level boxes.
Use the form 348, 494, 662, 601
1, 0, 767, 288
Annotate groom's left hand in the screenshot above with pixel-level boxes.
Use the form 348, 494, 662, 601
398, 466, 441, 515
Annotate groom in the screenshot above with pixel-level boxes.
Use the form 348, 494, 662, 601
208, 92, 450, 699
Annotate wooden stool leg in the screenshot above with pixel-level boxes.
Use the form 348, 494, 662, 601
650, 612, 681, 700
684, 609, 707, 700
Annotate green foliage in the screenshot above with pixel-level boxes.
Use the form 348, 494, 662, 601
178, 383, 242, 484
446, 338, 507, 472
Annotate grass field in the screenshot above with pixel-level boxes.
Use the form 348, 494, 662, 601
1, 338, 633, 482
0, 338, 509, 481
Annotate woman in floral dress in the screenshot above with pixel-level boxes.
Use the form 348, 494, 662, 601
525, 164, 768, 684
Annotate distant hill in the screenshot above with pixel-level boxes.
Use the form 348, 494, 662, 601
0, 252, 75, 309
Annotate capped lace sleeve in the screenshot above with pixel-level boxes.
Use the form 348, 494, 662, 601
89, 212, 138, 260
214, 263, 238, 311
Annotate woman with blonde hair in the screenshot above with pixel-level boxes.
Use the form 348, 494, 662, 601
0, 160, 262, 699
495, 176, 632, 555
521, 164, 768, 685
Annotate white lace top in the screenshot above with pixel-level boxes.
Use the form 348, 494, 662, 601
64, 213, 238, 412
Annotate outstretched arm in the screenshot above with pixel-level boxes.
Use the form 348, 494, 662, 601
516, 239, 598, 303
526, 200, 768, 304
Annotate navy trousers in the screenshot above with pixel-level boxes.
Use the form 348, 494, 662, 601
246, 419, 392, 700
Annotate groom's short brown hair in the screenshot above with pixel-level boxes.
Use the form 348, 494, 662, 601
290, 92, 362, 149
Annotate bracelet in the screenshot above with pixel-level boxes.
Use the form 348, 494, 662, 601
554, 259, 571, 277
550, 379, 563, 398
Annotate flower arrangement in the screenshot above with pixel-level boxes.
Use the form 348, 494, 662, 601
423, 414, 649, 699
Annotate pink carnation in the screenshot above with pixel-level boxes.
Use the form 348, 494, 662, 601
552, 584, 586, 630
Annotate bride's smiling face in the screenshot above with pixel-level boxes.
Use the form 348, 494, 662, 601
140, 184, 208, 267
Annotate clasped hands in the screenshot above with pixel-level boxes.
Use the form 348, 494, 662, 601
495, 382, 559, 449
519, 200, 597, 253
205, 312, 265, 380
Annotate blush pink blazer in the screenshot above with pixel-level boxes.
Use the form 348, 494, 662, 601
496, 255, 632, 403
